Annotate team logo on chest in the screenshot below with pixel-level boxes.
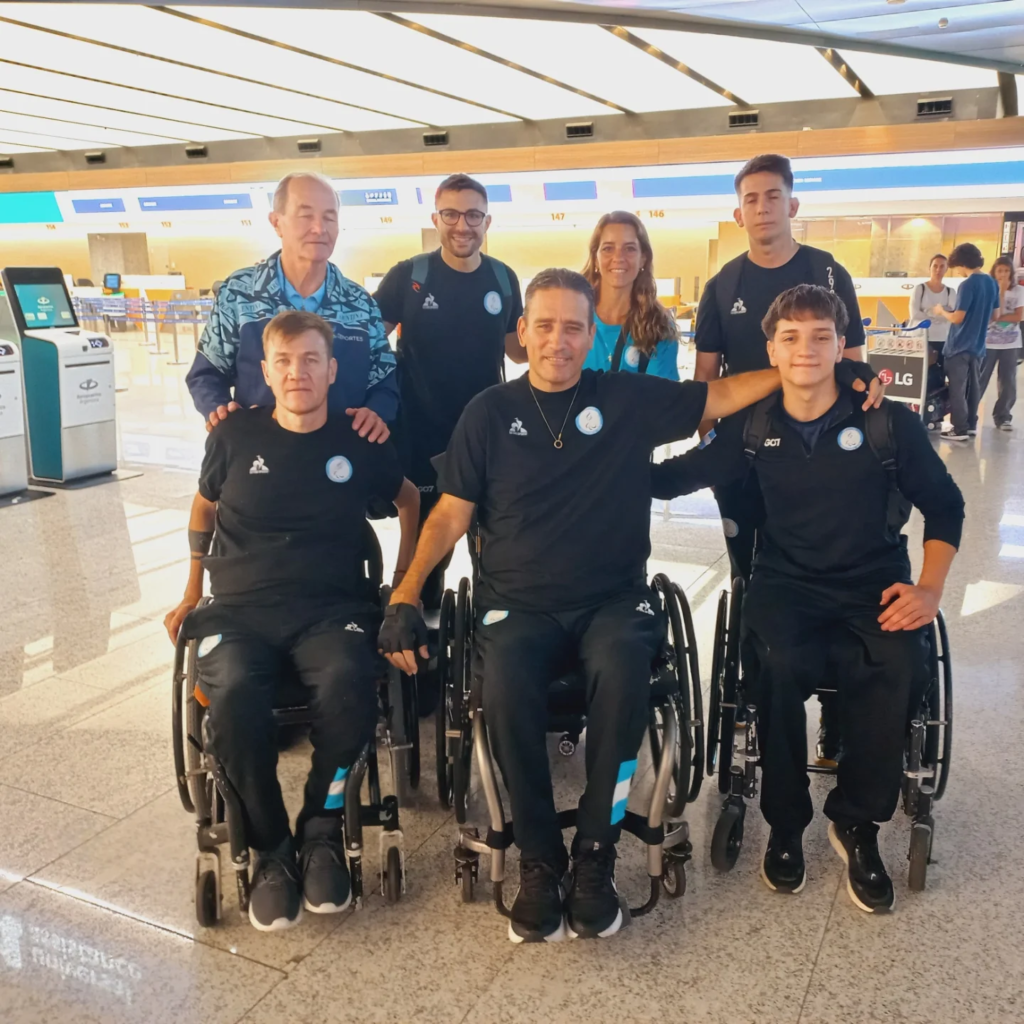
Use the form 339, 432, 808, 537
509, 417, 528, 437
576, 406, 603, 435
249, 455, 269, 474
730, 298, 747, 315
326, 455, 353, 483
483, 290, 502, 315
838, 427, 863, 451
624, 347, 641, 368
422, 293, 438, 310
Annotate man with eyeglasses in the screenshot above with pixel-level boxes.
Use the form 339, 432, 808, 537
374, 173, 524, 612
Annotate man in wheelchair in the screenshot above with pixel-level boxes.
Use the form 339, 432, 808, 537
652, 284, 964, 912
378, 268, 880, 943
164, 310, 419, 932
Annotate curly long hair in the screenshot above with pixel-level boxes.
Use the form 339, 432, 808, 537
581, 211, 679, 356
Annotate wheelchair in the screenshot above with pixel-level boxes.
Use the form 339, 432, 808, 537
170, 524, 420, 927
435, 572, 705, 919
706, 576, 952, 892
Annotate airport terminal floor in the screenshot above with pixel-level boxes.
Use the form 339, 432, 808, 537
0, 331, 1021, 1023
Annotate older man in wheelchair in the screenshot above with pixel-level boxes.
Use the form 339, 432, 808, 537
164, 310, 419, 932
378, 269, 882, 943
652, 285, 964, 913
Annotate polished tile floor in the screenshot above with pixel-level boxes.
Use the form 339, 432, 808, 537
1, 331, 1022, 1023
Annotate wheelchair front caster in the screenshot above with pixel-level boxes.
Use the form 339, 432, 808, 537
711, 801, 745, 872
456, 854, 478, 903
558, 732, 579, 758
195, 869, 219, 928
661, 856, 687, 898
908, 821, 933, 892
383, 845, 403, 904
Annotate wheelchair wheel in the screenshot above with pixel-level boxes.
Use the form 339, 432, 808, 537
452, 578, 473, 825
184, 639, 212, 822
710, 801, 745, 872
717, 578, 744, 795
435, 589, 455, 809
661, 855, 686, 898
707, 590, 728, 778
383, 846, 403, 904
673, 583, 705, 803
931, 611, 953, 801
402, 672, 420, 790
172, 632, 192, 813
908, 821, 932, 892
195, 870, 219, 928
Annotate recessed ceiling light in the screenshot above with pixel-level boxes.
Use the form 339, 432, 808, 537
938, 17, 949, 27
886, 0, 906, 5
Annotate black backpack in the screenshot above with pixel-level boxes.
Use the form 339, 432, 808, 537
741, 396, 912, 535
401, 250, 513, 325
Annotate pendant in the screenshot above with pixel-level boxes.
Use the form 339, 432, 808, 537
553, 438, 563, 449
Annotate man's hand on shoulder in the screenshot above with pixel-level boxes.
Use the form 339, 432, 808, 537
835, 360, 885, 411
347, 406, 389, 443
206, 401, 241, 432
378, 601, 428, 675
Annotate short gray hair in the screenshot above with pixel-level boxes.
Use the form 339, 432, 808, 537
524, 268, 595, 325
272, 172, 339, 214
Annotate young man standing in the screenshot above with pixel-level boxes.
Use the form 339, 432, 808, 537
166, 310, 419, 932
373, 173, 524, 610
931, 242, 1000, 441
652, 285, 964, 913
378, 269, 880, 943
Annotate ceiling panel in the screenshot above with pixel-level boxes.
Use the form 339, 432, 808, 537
0, 89, 255, 143
0, 125, 129, 150
0, 110, 183, 148
415, 14, 732, 112
6, 4, 504, 128
837, 49, 997, 94
0, 139, 48, 154
0, 62, 332, 140
179, 6, 603, 121
633, 28, 856, 104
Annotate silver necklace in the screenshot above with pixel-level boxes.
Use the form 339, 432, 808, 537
529, 379, 581, 449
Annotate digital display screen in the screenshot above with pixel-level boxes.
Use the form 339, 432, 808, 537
14, 283, 75, 328
103, 273, 121, 290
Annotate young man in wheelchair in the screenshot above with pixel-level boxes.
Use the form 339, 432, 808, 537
652, 284, 964, 912
164, 310, 420, 932
378, 268, 881, 943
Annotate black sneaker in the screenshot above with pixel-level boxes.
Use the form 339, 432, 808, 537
566, 841, 622, 940
761, 830, 806, 894
248, 841, 303, 932
829, 822, 895, 913
508, 859, 566, 944
299, 817, 352, 915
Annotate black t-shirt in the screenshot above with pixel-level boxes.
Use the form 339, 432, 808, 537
198, 407, 404, 606
374, 250, 523, 478
650, 391, 964, 583
696, 246, 865, 376
438, 370, 707, 611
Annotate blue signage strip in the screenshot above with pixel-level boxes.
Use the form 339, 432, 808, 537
0, 191, 63, 224
486, 184, 512, 203
137, 194, 253, 211
634, 160, 1024, 199
543, 180, 598, 202
72, 197, 126, 214
339, 188, 397, 206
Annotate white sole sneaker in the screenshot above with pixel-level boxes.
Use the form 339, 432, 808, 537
248, 903, 303, 932
303, 890, 353, 914
566, 905, 623, 940
827, 823, 894, 914
508, 916, 567, 944
760, 860, 806, 895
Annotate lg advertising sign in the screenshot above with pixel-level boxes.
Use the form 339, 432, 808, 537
870, 355, 925, 403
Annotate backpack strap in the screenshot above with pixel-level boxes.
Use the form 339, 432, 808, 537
862, 402, 912, 534
401, 252, 433, 329
610, 325, 651, 374
714, 254, 746, 323
481, 254, 513, 303
411, 252, 431, 288
741, 396, 776, 466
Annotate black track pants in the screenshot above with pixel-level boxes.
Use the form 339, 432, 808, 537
742, 573, 927, 833
475, 586, 665, 865
194, 603, 380, 852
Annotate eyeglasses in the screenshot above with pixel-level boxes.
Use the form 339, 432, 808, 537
436, 208, 486, 227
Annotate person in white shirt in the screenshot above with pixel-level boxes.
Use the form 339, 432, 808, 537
910, 254, 955, 344
980, 256, 1023, 431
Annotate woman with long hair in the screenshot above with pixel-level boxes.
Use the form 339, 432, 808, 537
980, 255, 1022, 430
581, 212, 680, 379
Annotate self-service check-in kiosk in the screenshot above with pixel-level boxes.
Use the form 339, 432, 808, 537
0, 340, 29, 498
1, 267, 117, 484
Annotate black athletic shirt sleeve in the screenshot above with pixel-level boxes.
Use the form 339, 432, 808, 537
368, 438, 405, 504
198, 422, 230, 502
890, 401, 965, 549
628, 375, 708, 447
650, 412, 748, 499
372, 260, 410, 326
694, 276, 723, 354
437, 394, 488, 504
834, 262, 865, 350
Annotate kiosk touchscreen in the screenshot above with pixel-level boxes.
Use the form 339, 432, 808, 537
1, 267, 117, 484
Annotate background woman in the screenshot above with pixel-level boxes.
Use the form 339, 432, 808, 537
581, 211, 680, 379
980, 256, 1023, 431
